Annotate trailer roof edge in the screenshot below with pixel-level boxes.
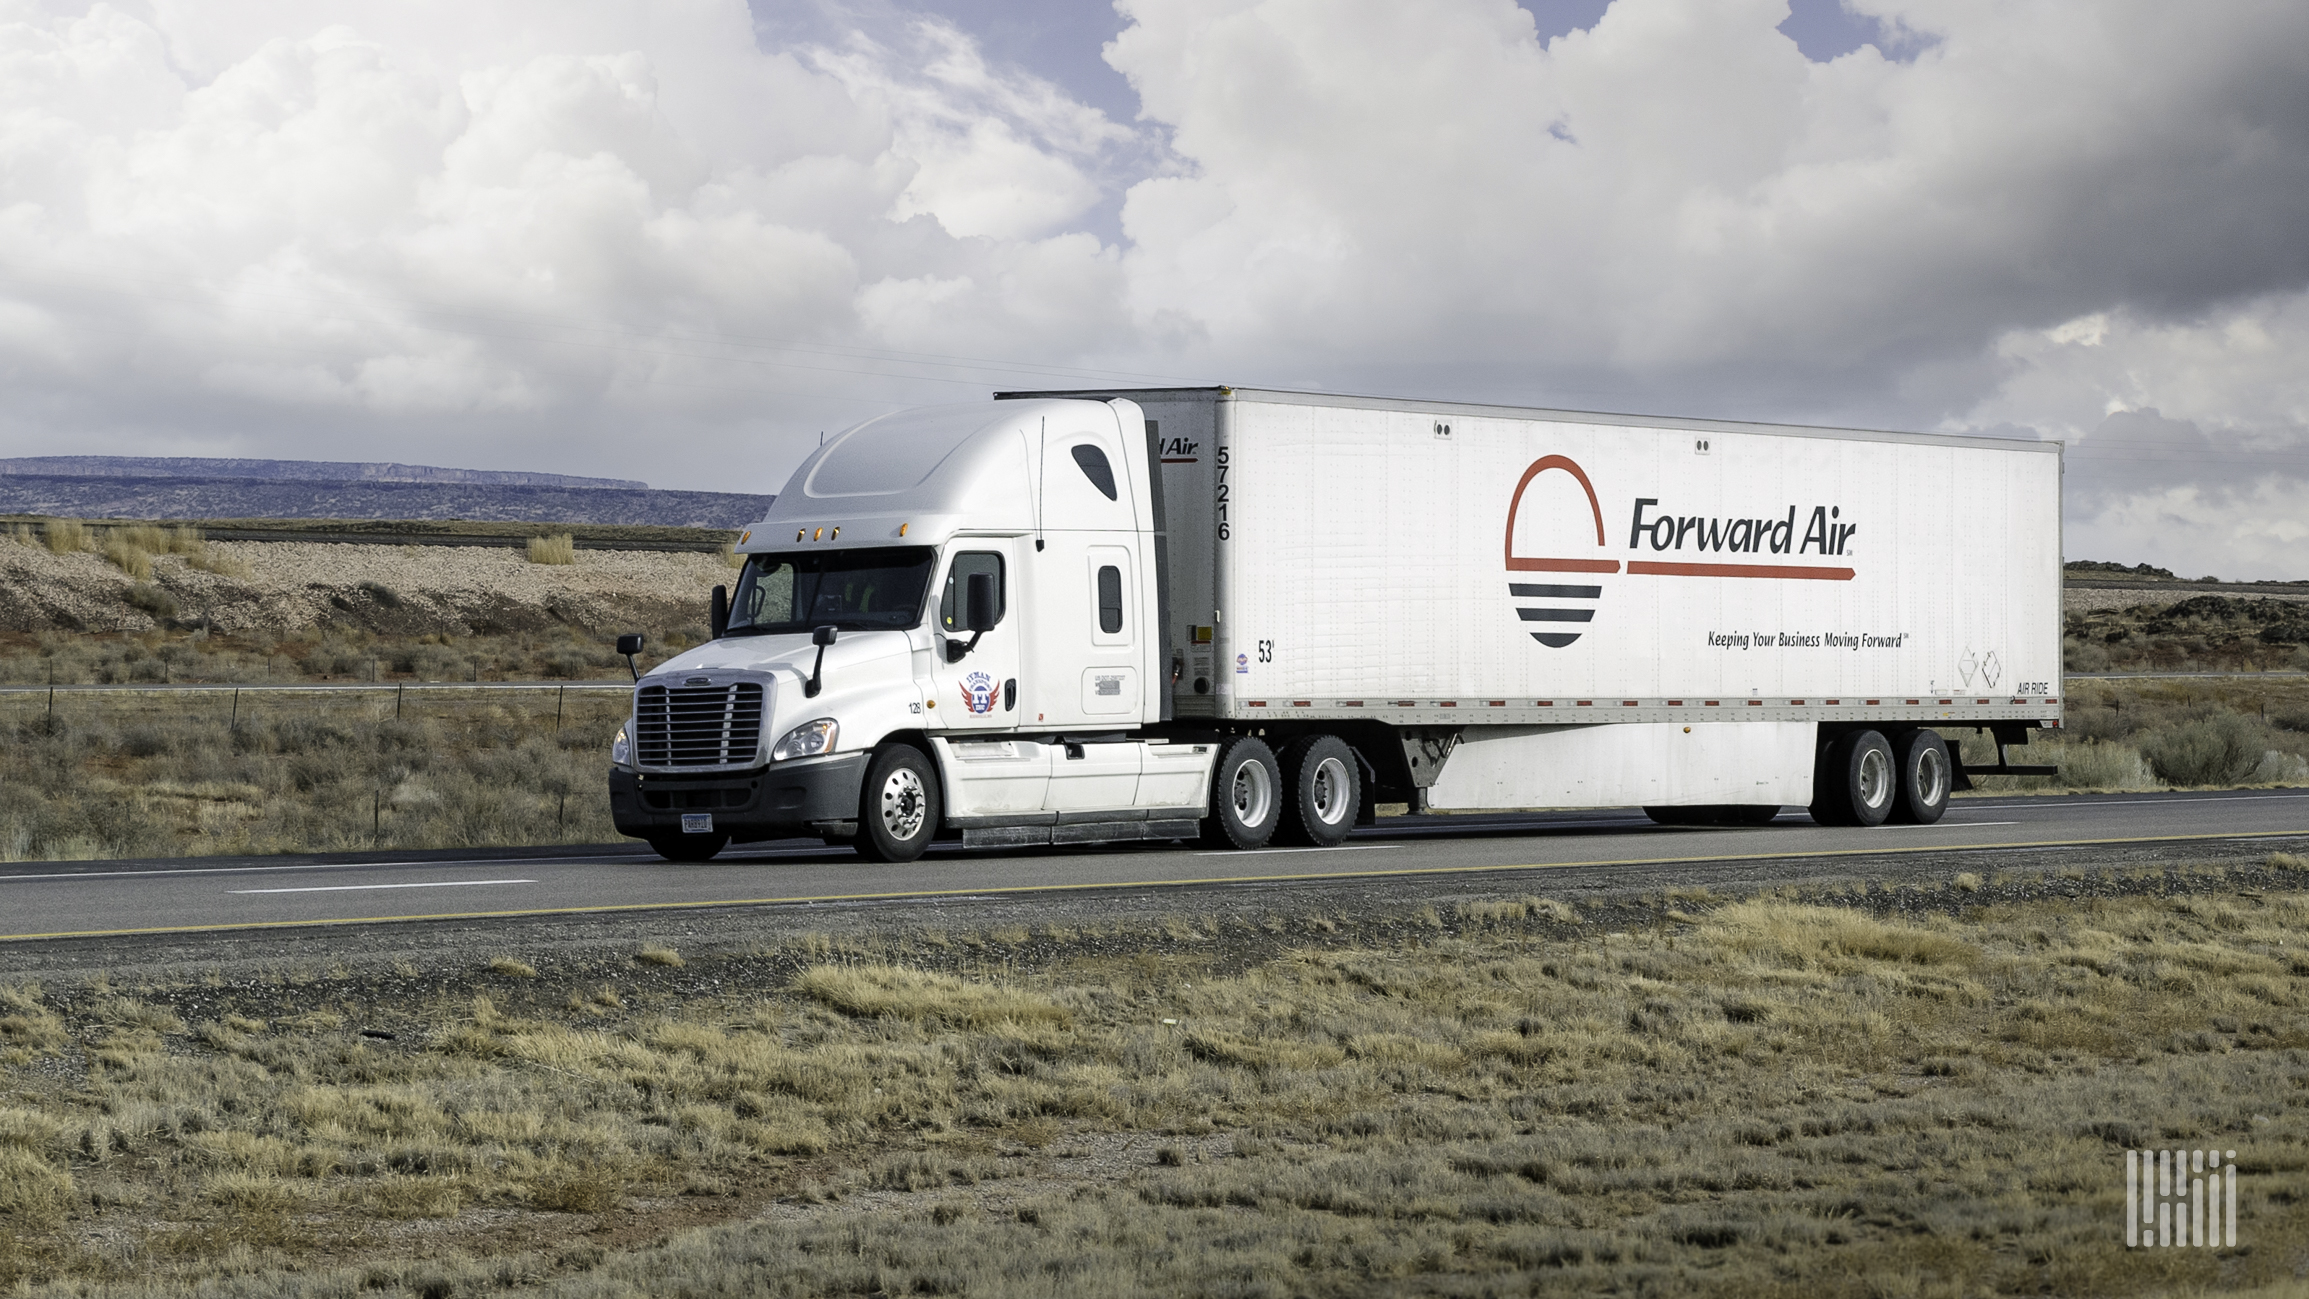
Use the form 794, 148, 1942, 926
992, 386, 2060, 456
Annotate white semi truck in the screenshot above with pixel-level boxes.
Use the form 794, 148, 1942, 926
608, 388, 2062, 862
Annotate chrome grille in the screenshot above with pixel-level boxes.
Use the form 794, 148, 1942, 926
634, 681, 765, 767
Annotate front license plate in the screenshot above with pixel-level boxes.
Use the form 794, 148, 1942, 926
680, 813, 714, 835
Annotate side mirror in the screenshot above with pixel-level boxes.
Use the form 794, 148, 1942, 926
965, 572, 998, 632
805, 625, 836, 697
615, 633, 644, 682
710, 585, 728, 639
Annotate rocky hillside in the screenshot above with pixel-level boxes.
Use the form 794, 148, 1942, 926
0, 539, 731, 637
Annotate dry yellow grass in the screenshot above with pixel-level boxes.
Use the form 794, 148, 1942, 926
40, 518, 86, 553
526, 533, 577, 565
1, 884, 2303, 1296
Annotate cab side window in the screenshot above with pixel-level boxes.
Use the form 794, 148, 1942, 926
938, 552, 1006, 632
1096, 565, 1124, 634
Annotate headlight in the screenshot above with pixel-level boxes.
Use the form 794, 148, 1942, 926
772, 718, 838, 761
610, 723, 631, 766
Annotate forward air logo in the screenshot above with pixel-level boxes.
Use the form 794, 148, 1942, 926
959, 671, 997, 715
1503, 456, 1612, 648
1503, 453, 1862, 651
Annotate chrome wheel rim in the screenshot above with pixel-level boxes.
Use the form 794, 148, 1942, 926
1231, 758, 1273, 829
1310, 756, 1352, 826
880, 768, 927, 840
1857, 746, 1891, 810
1915, 747, 1947, 807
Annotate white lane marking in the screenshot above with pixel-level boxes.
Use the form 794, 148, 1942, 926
1879, 821, 2020, 830
1195, 845, 1381, 857
1966, 793, 2309, 811
1, 858, 651, 884
232, 879, 537, 895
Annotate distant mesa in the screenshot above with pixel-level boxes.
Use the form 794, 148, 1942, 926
0, 456, 649, 491
0, 456, 770, 529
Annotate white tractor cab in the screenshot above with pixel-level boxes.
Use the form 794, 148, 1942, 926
609, 398, 1236, 862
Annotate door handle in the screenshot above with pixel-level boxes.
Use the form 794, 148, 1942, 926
1004, 679, 1017, 711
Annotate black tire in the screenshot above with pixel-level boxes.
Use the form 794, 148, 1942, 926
1809, 730, 1896, 827
648, 832, 728, 862
1888, 729, 1952, 825
1276, 735, 1361, 847
856, 744, 940, 862
1202, 736, 1281, 849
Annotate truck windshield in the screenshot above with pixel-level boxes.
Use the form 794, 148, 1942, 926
724, 547, 935, 636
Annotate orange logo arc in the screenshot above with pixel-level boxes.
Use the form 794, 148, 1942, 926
1503, 455, 1621, 574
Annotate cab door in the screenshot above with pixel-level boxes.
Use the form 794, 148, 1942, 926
927, 541, 1021, 732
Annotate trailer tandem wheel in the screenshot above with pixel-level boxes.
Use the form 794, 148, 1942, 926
1276, 734, 1362, 847
1203, 736, 1282, 850
1809, 729, 1896, 827
1887, 728, 1951, 824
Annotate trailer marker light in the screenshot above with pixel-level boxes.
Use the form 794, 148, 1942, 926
1906, 699, 1920, 705
1683, 726, 1692, 733
1824, 699, 1839, 705
899, 523, 909, 536
1668, 699, 1684, 706
1977, 699, 1989, 704
1393, 701, 1415, 707
1439, 701, 1457, 707
1292, 701, 1310, 707
1488, 701, 1505, 707
2046, 697, 2057, 704
1866, 700, 1879, 705
1575, 700, 1592, 707
830, 527, 840, 539
1623, 701, 1638, 707
1788, 699, 1802, 705
813, 528, 823, 540
1247, 701, 1266, 707
796, 529, 805, 541
1536, 701, 1553, 707
1342, 701, 1364, 707
739, 530, 751, 545
1704, 701, 1719, 706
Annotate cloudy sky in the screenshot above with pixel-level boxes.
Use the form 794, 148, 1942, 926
2, 0, 2306, 576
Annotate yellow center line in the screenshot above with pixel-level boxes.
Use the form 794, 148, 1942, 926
6, 826, 2307, 944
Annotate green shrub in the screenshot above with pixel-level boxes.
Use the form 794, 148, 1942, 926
124, 584, 178, 619
2136, 714, 2266, 786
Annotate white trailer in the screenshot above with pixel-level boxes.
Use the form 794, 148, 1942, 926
608, 389, 2062, 861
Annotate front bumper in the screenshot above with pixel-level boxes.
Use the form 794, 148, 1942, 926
608, 752, 869, 843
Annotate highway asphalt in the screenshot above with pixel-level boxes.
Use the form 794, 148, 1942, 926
5, 789, 2308, 943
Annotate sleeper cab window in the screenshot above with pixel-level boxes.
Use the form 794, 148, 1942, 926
1097, 564, 1124, 634
939, 552, 1005, 632
1071, 444, 1117, 500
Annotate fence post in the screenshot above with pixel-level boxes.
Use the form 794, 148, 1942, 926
556, 686, 565, 732
229, 688, 239, 733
